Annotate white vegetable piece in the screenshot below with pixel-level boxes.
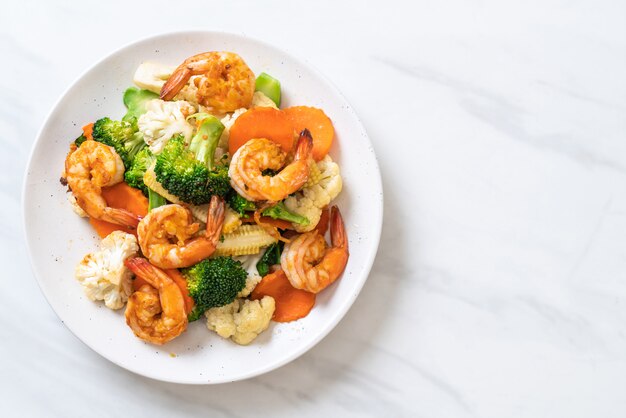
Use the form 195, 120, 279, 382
67, 193, 87, 218
205, 296, 275, 345
132, 62, 175, 94
250, 91, 278, 109
75, 231, 139, 310
284, 155, 343, 232
237, 275, 262, 298
137, 99, 195, 154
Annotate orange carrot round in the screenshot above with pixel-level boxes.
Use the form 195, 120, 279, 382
251, 269, 316, 322
229, 107, 295, 155
283, 106, 334, 161
89, 182, 148, 238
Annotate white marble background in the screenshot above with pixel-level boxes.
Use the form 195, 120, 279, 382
2, 0, 625, 416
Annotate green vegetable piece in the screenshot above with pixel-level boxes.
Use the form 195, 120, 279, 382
122, 87, 158, 122
183, 256, 248, 321
74, 134, 87, 147
256, 242, 283, 277
255, 72, 281, 107
262, 201, 309, 226
124, 147, 153, 196
148, 188, 167, 210
226, 191, 256, 216
154, 135, 230, 205
188, 115, 225, 170
92, 117, 145, 169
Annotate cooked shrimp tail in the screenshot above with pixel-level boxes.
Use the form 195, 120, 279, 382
124, 257, 157, 280
102, 207, 141, 228
330, 205, 348, 250
295, 129, 314, 160
160, 66, 192, 101
204, 195, 226, 244
124, 257, 187, 345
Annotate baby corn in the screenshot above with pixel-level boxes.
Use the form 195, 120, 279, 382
214, 225, 277, 256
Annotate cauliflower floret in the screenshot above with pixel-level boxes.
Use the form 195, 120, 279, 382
232, 297, 275, 345
251, 91, 278, 109
67, 193, 87, 218
205, 296, 275, 345
205, 300, 238, 337
285, 195, 321, 232
284, 155, 343, 232
75, 231, 139, 310
238, 275, 262, 298
138, 99, 195, 154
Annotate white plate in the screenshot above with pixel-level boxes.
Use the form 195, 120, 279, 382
22, 31, 382, 384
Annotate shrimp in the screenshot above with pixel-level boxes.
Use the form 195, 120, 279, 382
124, 257, 187, 345
280, 206, 349, 293
229, 129, 313, 202
137, 196, 225, 269
64, 140, 140, 227
160, 51, 255, 113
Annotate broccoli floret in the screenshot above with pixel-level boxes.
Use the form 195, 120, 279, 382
122, 87, 158, 122
227, 191, 256, 216
183, 256, 248, 321
92, 117, 145, 169
74, 133, 87, 147
124, 142, 168, 211
154, 135, 230, 205
124, 147, 153, 196
207, 164, 231, 197
262, 201, 310, 226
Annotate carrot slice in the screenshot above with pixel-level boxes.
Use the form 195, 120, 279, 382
89, 182, 148, 238
283, 106, 334, 161
165, 269, 195, 315
250, 269, 316, 322
229, 107, 295, 155
82, 123, 94, 141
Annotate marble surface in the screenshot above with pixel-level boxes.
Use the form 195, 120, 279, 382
3, 0, 626, 416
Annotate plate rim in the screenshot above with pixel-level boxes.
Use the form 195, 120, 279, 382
22, 29, 384, 384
